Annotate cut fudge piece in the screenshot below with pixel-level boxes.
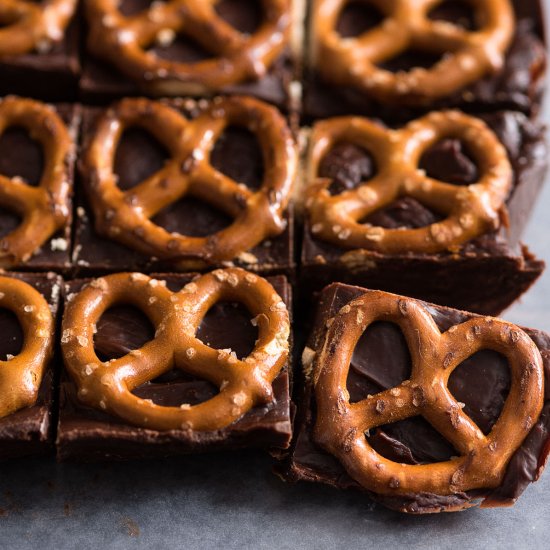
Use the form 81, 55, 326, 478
282, 282, 550, 513
0, 271, 62, 459
301, 110, 547, 315
303, 0, 546, 121
80, 0, 299, 111
0, 1, 80, 101
57, 269, 293, 460
0, 97, 79, 272
74, 96, 296, 277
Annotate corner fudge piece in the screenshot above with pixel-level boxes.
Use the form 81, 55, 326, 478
57, 269, 293, 460
282, 282, 550, 513
301, 109, 546, 315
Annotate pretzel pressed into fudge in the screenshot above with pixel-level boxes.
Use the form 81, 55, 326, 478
0, 96, 73, 267
312, 291, 544, 502
86, 0, 291, 95
61, 269, 290, 431
311, 0, 515, 105
0, 0, 77, 56
83, 95, 296, 264
306, 110, 512, 254
0, 276, 54, 419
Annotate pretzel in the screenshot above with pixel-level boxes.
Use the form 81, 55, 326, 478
0, 96, 73, 267
84, 96, 296, 265
85, 0, 291, 95
306, 110, 512, 254
61, 269, 290, 431
0, 276, 54, 419
311, 0, 515, 104
313, 291, 544, 498
0, 0, 76, 56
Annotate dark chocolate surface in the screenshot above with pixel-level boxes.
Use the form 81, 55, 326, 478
74, 100, 294, 276
57, 273, 293, 460
285, 283, 550, 513
304, 0, 547, 121
302, 110, 547, 314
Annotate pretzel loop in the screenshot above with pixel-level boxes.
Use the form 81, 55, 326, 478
61, 269, 290, 432
0, 97, 72, 267
0, 276, 54, 419
312, 0, 515, 104
85, 96, 295, 265
307, 110, 512, 254
86, 0, 291, 94
0, 0, 77, 56
313, 292, 544, 496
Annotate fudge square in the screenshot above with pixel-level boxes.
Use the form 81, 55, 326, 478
301, 109, 547, 315
57, 269, 293, 460
282, 282, 550, 514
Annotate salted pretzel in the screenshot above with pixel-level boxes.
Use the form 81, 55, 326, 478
61, 269, 290, 431
0, 0, 76, 56
0, 96, 73, 267
306, 110, 512, 254
86, 0, 291, 95
0, 276, 54, 419
311, 0, 515, 104
313, 291, 544, 498
84, 96, 296, 265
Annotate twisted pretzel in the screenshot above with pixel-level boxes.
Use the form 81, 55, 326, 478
0, 97, 73, 267
86, 0, 291, 95
0, 0, 76, 56
311, 0, 515, 104
313, 291, 544, 497
306, 111, 512, 254
83, 96, 296, 264
61, 269, 290, 432
0, 276, 54, 419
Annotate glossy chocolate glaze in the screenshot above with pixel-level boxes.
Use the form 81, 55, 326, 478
0, 104, 80, 272
57, 274, 293, 461
80, 0, 294, 108
284, 283, 550, 513
301, 111, 547, 314
304, 0, 547, 121
74, 100, 294, 276
0, 272, 62, 459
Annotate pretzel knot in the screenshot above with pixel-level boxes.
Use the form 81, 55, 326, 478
306, 111, 512, 254
0, 97, 73, 267
0, 0, 76, 56
312, 0, 515, 104
86, 0, 291, 94
313, 292, 544, 497
84, 96, 296, 265
0, 276, 54, 419
61, 269, 290, 431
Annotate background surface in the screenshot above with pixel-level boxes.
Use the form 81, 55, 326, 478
2, 23, 550, 550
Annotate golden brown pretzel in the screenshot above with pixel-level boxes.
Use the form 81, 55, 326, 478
313, 291, 544, 498
84, 96, 296, 265
0, 276, 54, 419
0, 0, 76, 56
85, 0, 291, 95
311, 0, 515, 104
0, 96, 73, 267
306, 111, 512, 254
61, 269, 290, 431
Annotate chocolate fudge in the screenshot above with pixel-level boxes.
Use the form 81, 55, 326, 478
301, 110, 547, 315
74, 98, 295, 277
0, 272, 62, 459
80, 0, 297, 110
0, 102, 80, 272
282, 282, 550, 513
303, 0, 546, 121
57, 273, 293, 461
